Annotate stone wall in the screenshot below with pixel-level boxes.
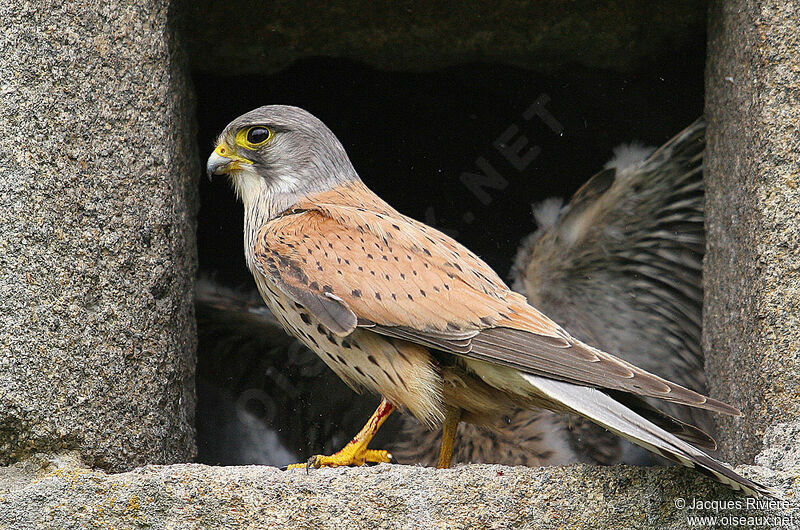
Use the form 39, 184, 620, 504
0, 0, 198, 471
184, 1, 706, 75
704, 0, 800, 462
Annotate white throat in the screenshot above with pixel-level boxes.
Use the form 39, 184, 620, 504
231, 166, 309, 274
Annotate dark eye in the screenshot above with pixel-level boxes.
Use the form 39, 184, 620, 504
246, 126, 271, 146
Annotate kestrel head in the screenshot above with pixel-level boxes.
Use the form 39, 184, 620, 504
207, 105, 359, 210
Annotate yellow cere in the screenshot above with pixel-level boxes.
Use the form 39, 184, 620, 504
214, 142, 253, 168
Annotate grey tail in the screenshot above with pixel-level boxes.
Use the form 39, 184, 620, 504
522, 373, 778, 498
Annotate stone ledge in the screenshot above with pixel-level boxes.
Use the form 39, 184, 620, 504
1, 452, 796, 529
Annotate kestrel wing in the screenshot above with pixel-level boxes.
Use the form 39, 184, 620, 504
511, 118, 706, 390
253, 206, 517, 338
252, 184, 737, 415
253, 211, 358, 336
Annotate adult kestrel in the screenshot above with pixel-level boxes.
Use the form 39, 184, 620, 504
196, 119, 707, 468
206, 105, 771, 496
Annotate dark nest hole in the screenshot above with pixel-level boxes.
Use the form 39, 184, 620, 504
192, 37, 705, 466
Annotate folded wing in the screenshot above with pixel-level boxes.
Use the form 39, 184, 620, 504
252, 181, 738, 415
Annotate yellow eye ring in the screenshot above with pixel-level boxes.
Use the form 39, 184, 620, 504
236, 126, 272, 150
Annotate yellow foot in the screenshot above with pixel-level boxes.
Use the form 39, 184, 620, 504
285, 397, 396, 471
286, 448, 392, 470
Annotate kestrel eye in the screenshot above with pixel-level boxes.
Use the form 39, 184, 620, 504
246, 126, 271, 146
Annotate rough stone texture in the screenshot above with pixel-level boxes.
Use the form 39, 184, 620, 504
756, 423, 800, 473
704, 0, 800, 463
0, 452, 797, 530
0, 1, 198, 471
184, 1, 705, 76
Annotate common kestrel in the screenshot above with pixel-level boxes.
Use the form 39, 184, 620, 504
206, 105, 771, 496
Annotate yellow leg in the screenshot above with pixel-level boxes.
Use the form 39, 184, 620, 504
436, 405, 462, 469
286, 398, 395, 470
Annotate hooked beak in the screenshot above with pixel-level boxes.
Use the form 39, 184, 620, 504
206, 143, 253, 181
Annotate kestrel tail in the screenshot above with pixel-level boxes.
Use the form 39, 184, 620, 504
206, 105, 774, 497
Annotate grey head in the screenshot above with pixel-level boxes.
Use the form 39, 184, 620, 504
207, 105, 360, 216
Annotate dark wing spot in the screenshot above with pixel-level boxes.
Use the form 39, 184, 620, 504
352, 289, 362, 298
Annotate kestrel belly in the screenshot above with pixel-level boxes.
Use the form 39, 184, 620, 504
254, 275, 444, 426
